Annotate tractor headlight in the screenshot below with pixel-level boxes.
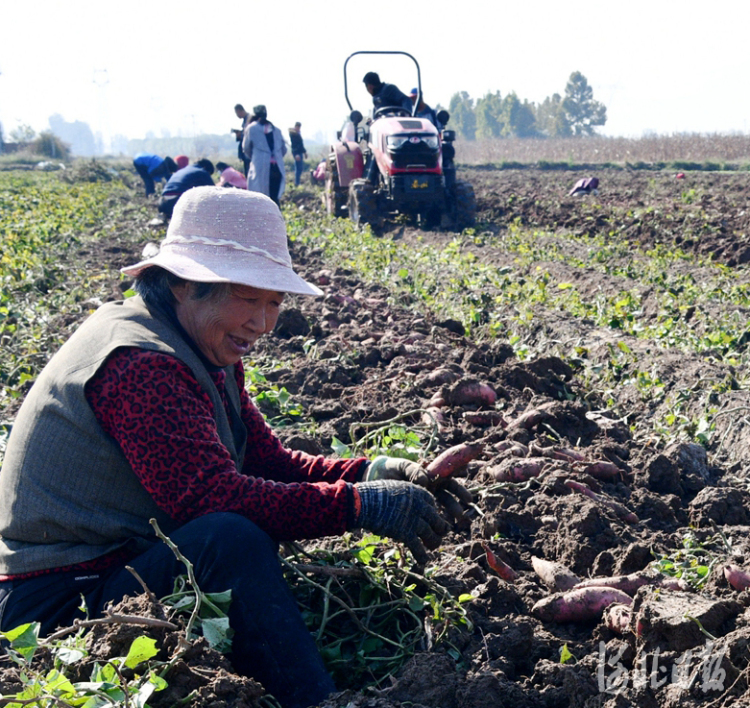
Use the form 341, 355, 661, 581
422, 136, 439, 149
386, 136, 409, 149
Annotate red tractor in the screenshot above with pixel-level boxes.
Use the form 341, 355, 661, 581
325, 51, 476, 230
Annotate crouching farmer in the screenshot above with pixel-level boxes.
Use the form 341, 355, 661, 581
0, 187, 459, 708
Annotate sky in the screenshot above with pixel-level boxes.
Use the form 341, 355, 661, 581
2, 0, 749, 151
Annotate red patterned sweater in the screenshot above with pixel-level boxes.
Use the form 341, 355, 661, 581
1, 348, 367, 581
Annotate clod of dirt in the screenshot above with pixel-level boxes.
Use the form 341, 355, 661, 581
689, 487, 750, 527
633, 587, 742, 653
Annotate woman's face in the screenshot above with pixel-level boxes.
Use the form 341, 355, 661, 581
173, 282, 285, 367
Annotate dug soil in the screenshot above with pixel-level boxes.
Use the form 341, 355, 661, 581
5, 166, 750, 708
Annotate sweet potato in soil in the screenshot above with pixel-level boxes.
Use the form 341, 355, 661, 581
7, 168, 750, 708
531, 555, 581, 591
531, 586, 633, 623
426, 441, 484, 479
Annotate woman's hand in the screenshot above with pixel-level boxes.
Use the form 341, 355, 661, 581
364, 455, 473, 523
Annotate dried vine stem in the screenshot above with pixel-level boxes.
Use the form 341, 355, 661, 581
280, 557, 410, 650
125, 564, 158, 603
348, 408, 438, 456
149, 518, 200, 649
43, 612, 178, 644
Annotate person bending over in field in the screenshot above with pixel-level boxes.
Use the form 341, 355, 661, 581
132, 153, 178, 195
157, 158, 215, 218
216, 161, 248, 189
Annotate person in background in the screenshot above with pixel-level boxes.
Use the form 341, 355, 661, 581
175, 155, 190, 170
133, 153, 178, 196
0, 186, 466, 708
157, 158, 215, 218
569, 176, 600, 196
311, 159, 327, 186
232, 104, 253, 176
408, 88, 442, 129
363, 72, 412, 114
288, 122, 307, 187
242, 105, 286, 206
216, 161, 248, 189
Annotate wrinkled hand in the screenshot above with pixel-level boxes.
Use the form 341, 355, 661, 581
365, 456, 473, 524
355, 480, 449, 564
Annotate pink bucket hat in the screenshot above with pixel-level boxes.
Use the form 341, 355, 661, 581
121, 186, 322, 296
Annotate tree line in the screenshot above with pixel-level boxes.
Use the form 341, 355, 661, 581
446, 71, 607, 141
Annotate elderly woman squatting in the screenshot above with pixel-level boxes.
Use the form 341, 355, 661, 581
0, 187, 466, 708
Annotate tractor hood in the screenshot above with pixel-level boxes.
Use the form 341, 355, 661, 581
370, 116, 439, 141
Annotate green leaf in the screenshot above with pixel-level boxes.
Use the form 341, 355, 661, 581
204, 588, 233, 614
560, 643, 576, 664
130, 683, 157, 708
353, 545, 376, 564
557, 282, 573, 289
2, 622, 39, 661
44, 669, 77, 695
148, 673, 168, 692
124, 636, 159, 669
330, 436, 351, 458
201, 616, 234, 653
408, 596, 425, 612
53, 646, 86, 665
457, 593, 474, 604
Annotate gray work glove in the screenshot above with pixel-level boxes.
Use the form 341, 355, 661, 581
365, 456, 474, 524
354, 480, 450, 565
365, 455, 430, 485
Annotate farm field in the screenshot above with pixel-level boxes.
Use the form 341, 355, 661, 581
3, 163, 750, 708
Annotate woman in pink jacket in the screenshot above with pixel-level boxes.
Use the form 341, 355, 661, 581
216, 161, 248, 189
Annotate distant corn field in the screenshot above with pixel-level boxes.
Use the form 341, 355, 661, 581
456, 133, 750, 167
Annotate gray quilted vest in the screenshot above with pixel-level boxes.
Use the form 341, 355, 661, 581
0, 295, 246, 574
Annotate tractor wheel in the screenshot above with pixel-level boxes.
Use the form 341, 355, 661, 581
324, 161, 346, 217
452, 180, 477, 230
348, 179, 380, 228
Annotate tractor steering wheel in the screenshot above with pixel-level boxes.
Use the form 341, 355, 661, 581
373, 106, 412, 119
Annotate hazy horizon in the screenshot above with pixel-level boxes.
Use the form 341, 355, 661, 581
3, 0, 748, 150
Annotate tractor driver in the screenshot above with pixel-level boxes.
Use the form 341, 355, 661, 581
363, 72, 412, 114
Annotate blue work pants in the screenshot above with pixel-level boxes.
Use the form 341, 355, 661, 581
0, 513, 335, 708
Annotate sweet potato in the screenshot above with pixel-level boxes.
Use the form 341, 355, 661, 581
509, 442, 529, 457
426, 442, 484, 479
659, 576, 690, 591
421, 407, 447, 432
724, 564, 750, 591
491, 458, 545, 483
603, 603, 632, 635
482, 542, 517, 582
428, 391, 446, 408
573, 569, 685, 596
564, 479, 638, 524
580, 460, 621, 480
531, 556, 581, 591
531, 586, 633, 623
447, 379, 497, 408
528, 442, 586, 462
506, 408, 549, 431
